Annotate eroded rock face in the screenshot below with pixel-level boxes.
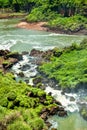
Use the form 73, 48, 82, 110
2, 58, 18, 69
0, 50, 22, 71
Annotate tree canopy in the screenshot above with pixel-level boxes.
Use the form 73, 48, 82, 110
0, 0, 87, 17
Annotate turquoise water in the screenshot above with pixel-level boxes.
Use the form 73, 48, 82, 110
49, 112, 87, 130
0, 18, 87, 130
0, 19, 86, 53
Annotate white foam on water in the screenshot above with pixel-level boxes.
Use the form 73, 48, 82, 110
19, 55, 29, 65
28, 78, 33, 86
48, 120, 58, 130
12, 55, 38, 80
45, 86, 79, 113
49, 33, 62, 36
0, 40, 17, 50
33, 45, 57, 51
12, 55, 86, 114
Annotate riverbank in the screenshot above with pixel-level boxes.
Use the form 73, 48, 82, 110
16, 21, 48, 31
16, 21, 87, 35
0, 12, 27, 19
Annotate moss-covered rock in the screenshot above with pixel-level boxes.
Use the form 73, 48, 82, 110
0, 71, 66, 130
80, 107, 87, 120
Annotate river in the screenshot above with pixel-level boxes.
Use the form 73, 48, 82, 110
0, 18, 87, 130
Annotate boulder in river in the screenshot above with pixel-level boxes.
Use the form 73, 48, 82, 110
5, 52, 22, 61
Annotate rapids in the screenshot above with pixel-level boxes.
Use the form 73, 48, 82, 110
0, 18, 87, 130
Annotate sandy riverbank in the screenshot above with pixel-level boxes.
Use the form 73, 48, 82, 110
16, 21, 87, 35
16, 22, 48, 31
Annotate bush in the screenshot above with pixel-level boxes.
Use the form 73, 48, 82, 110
48, 15, 87, 32
29, 118, 44, 130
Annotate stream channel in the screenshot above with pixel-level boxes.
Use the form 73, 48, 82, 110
0, 18, 87, 130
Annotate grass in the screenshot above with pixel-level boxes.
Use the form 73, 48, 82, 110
39, 39, 87, 89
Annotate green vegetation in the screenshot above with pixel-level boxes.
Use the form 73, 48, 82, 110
48, 15, 87, 32
0, 71, 58, 130
39, 39, 87, 89
0, 0, 87, 32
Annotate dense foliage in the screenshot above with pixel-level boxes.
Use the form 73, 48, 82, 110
0, 0, 87, 16
39, 39, 87, 90
0, 71, 58, 130
0, 0, 87, 32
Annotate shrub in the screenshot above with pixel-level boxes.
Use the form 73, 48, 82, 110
29, 118, 44, 130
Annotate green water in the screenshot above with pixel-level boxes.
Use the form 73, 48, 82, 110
49, 112, 87, 130
0, 18, 87, 130
0, 18, 86, 53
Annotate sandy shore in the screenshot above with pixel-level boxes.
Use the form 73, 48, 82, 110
16, 21, 87, 35
16, 22, 48, 31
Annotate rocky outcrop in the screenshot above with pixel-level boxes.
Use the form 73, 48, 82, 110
0, 50, 10, 56
29, 49, 53, 66
2, 58, 18, 69
5, 52, 22, 61
0, 50, 22, 71
40, 105, 67, 121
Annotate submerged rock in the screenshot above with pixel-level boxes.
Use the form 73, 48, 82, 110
21, 64, 30, 71
80, 106, 87, 120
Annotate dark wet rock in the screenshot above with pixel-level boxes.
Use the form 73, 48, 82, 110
61, 91, 65, 95
22, 51, 29, 55
45, 121, 52, 128
18, 72, 24, 77
48, 92, 52, 96
49, 106, 59, 115
0, 50, 10, 56
30, 49, 53, 65
76, 82, 87, 90
70, 96, 75, 101
24, 79, 29, 83
30, 49, 43, 57
33, 76, 42, 85
27, 92, 34, 97
57, 110, 67, 117
40, 96, 46, 104
5, 52, 22, 61
21, 64, 30, 71
62, 87, 71, 93
40, 105, 67, 119
80, 106, 87, 120
53, 100, 62, 106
